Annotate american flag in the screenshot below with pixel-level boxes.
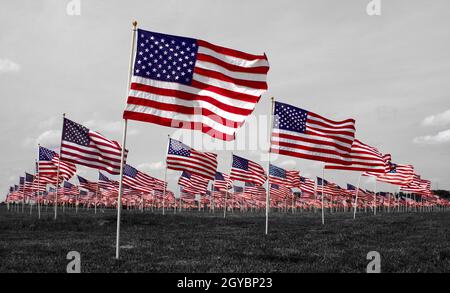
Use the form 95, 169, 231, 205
123, 164, 158, 193
98, 172, 118, 191
299, 176, 316, 197
38, 146, 77, 181
60, 118, 127, 175
244, 182, 266, 200
364, 162, 414, 186
230, 154, 267, 186
271, 101, 356, 165
77, 175, 98, 192
167, 138, 217, 179
61, 181, 79, 196
270, 184, 291, 200
24, 173, 34, 192
400, 175, 431, 194
123, 28, 270, 141
346, 183, 358, 195
325, 139, 387, 173
286, 170, 301, 189
268, 164, 289, 186
317, 177, 339, 196
214, 172, 232, 191
18, 177, 25, 192
178, 171, 192, 187
178, 171, 210, 195
24, 173, 46, 193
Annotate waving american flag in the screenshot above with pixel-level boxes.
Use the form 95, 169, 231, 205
230, 154, 267, 186
38, 146, 77, 181
60, 118, 128, 175
166, 138, 217, 180
271, 101, 356, 165
123, 28, 269, 141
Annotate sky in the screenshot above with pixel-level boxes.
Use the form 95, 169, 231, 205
1, 0, 450, 202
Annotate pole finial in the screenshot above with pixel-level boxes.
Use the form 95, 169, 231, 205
132, 21, 138, 28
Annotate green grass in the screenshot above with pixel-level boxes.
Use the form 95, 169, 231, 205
0, 205, 449, 273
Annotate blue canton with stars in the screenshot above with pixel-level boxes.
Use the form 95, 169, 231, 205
168, 138, 191, 157
64, 181, 74, 188
134, 29, 199, 85
388, 163, 397, 173
124, 164, 138, 178
234, 186, 244, 192
63, 118, 90, 146
273, 101, 309, 133
181, 171, 192, 179
269, 164, 286, 179
25, 173, 34, 182
39, 146, 56, 161
99, 172, 111, 182
232, 155, 249, 171
215, 172, 225, 181
317, 177, 328, 186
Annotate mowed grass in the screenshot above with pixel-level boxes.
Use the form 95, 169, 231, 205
0, 205, 449, 273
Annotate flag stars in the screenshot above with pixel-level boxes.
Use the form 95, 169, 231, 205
133, 30, 198, 85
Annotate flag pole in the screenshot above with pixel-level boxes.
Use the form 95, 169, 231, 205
37, 145, 41, 219
223, 182, 228, 218
54, 113, 65, 220
162, 134, 170, 216
115, 20, 137, 260
321, 166, 325, 225
353, 174, 362, 219
265, 97, 275, 235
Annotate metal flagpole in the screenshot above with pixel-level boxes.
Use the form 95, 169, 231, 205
353, 174, 362, 219
162, 134, 170, 216
115, 20, 137, 260
265, 97, 275, 235
321, 166, 325, 225
211, 180, 215, 213
223, 182, 228, 218
54, 113, 65, 220
36, 149, 41, 219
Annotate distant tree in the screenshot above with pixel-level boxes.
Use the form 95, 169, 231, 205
432, 190, 450, 199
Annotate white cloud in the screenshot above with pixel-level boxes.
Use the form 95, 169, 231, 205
422, 109, 450, 127
36, 130, 61, 148
278, 159, 297, 168
83, 119, 139, 136
137, 161, 165, 172
0, 58, 20, 73
413, 129, 450, 145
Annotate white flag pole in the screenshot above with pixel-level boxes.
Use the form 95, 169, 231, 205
162, 134, 170, 216
115, 20, 137, 260
321, 166, 325, 225
37, 145, 41, 219
223, 182, 228, 219
353, 174, 362, 219
265, 97, 275, 235
54, 113, 65, 220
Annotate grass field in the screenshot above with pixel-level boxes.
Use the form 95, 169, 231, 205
0, 205, 449, 273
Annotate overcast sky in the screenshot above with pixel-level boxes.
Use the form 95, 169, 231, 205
1, 0, 450, 201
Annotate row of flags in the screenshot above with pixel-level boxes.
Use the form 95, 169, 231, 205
4, 23, 449, 258
5, 25, 442, 207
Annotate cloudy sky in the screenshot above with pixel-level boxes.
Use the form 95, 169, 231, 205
1, 0, 450, 201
